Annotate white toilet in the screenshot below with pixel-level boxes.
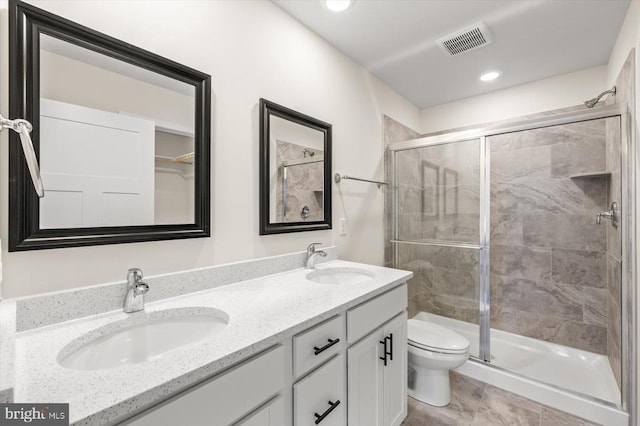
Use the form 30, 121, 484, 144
407, 318, 470, 406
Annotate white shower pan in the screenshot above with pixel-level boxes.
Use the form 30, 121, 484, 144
414, 312, 628, 426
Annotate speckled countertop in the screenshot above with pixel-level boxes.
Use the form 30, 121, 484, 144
13, 260, 411, 425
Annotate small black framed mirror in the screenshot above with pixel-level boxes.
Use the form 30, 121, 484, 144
259, 99, 332, 235
9, 0, 211, 251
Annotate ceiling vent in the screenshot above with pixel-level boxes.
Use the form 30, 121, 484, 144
437, 22, 493, 57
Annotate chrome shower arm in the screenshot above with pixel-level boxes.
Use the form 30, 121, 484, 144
0, 115, 44, 198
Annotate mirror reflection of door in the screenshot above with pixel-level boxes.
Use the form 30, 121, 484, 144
269, 115, 325, 223
39, 33, 196, 228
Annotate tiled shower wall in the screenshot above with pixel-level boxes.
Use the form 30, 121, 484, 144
488, 120, 611, 355
603, 50, 634, 391
275, 140, 324, 222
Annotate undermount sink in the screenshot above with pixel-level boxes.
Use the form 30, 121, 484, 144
306, 267, 375, 285
57, 307, 229, 371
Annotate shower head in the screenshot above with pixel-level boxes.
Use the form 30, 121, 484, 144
302, 148, 315, 158
584, 86, 616, 108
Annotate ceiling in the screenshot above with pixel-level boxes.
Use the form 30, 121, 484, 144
273, 0, 631, 108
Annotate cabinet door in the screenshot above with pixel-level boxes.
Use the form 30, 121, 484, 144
383, 312, 408, 426
347, 329, 385, 426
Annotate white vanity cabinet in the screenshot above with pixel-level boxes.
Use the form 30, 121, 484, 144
122, 345, 285, 426
118, 284, 408, 426
347, 288, 408, 426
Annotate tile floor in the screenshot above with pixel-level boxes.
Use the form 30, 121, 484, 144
401, 372, 600, 426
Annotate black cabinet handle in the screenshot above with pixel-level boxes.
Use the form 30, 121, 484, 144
380, 334, 392, 366
379, 338, 388, 366
314, 400, 341, 424
314, 338, 340, 356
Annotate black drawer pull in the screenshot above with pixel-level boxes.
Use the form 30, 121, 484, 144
314, 400, 341, 424
314, 338, 340, 356
388, 333, 394, 361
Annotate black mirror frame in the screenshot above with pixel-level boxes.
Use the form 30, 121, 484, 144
8, 0, 211, 251
259, 99, 332, 235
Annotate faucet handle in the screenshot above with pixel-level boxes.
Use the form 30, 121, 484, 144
307, 242, 322, 253
127, 268, 143, 284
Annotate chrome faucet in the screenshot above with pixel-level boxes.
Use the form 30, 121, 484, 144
596, 201, 619, 227
123, 268, 150, 313
305, 243, 327, 269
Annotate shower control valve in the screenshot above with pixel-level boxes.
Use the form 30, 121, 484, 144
596, 201, 619, 227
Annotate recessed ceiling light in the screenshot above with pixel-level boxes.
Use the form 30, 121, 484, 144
326, 0, 351, 12
480, 71, 501, 82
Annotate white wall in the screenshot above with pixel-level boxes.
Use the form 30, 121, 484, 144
420, 65, 607, 134
0, 0, 420, 297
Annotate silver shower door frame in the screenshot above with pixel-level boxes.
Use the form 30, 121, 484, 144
389, 104, 635, 414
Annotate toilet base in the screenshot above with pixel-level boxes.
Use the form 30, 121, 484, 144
407, 364, 452, 407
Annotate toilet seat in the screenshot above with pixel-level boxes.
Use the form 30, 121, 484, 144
408, 319, 469, 355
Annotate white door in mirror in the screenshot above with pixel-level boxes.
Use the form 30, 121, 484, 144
39, 98, 155, 228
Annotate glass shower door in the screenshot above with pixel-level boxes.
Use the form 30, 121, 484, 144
487, 116, 623, 405
393, 138, 484, 358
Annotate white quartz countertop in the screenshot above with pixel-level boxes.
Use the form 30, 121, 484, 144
13, 260, 411, 425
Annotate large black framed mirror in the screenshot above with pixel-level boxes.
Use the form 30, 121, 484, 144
9, 0, 211, 251
259, 99, 332, 235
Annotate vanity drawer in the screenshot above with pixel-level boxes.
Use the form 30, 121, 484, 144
294, 354, 346, 426
123, 345, 284, 426
347, 284, 407, 343
293, 315, 345, 378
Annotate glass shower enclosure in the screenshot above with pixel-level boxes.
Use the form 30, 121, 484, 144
389, 105, 631, 416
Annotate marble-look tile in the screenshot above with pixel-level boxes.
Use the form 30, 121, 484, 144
607, 332, 622, 390
491, 145, 550, 183
551, 138, 606, 179
608, 255, 622, 303
384, 115, 421, 147
404, 373, 486, 426
398, 213, 423, 241
396, 149, 423, 188
540, 406, 600, 426
413, 245, 459, 269
493, 276, 584, 322
491, 306, 607, 354
492, 178, 585, 216
574, 177, 608, 212
398, 186, 422, 214
522, 213, 606, 252
472, 385, 540, 426
491, 245, 551, 282
457, 248, 480, 269
404, 371, 604, 426
489, 120, 605, 153
608, 293, 622, 353
429, 267, 478, 298
583, 287, 607, 327
551, 249, 606, 288
490, 212, 523, 246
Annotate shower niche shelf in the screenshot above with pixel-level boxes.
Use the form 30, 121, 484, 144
569, 171, 611, 179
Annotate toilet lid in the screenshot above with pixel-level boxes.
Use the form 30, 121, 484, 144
408, 319, 469, 354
